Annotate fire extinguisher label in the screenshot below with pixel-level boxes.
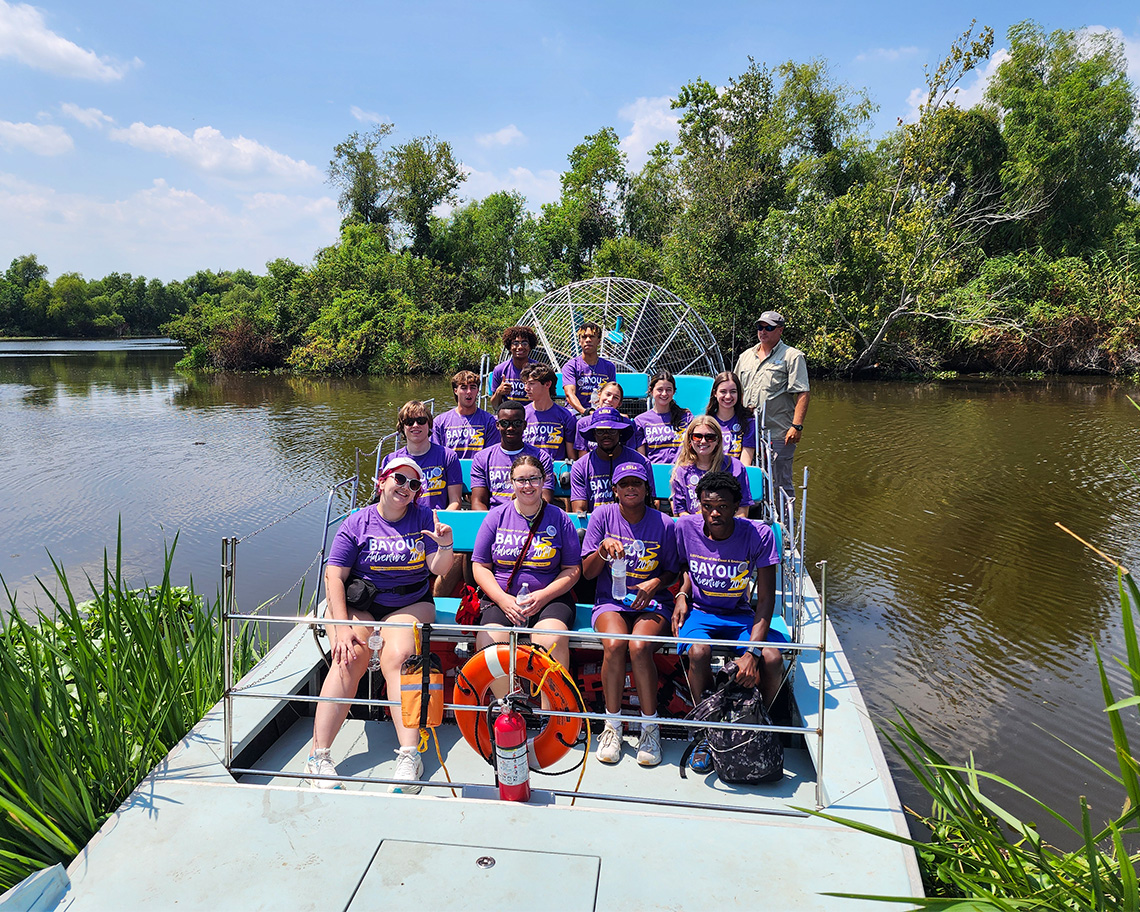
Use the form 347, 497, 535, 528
496, 744, 529, 785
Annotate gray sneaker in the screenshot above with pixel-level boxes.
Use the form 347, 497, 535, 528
637, 723, 662, 767
303, 748, 343, 789
390, 747, 424, 794
596, 722, 622, 763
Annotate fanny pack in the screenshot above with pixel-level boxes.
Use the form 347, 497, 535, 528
345, 575, 425, 611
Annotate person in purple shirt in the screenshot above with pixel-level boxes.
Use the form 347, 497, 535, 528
635, 369, 693, 465
569, 407, 655, 512
670, 415, 752, 516
472, 455, 582, 671
522, 363, 577, 460
561, 321, 617, 415
432, 370, 500, 458
672, 472, 785, 737
574, 381, 644, 452
581, 462, 679, 766
706, 370, 756, 466
308, 456, 454, 793
490, 325, 538, 409
469, 400, 554, 509
381, 400, 463, 512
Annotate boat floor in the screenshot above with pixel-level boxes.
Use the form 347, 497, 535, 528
240, 716, 819, 818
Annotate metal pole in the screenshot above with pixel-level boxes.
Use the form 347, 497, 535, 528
222, 536, 235, 770
815, 559, 827, 809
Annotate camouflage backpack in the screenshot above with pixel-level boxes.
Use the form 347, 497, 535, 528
680, 666, 783, 784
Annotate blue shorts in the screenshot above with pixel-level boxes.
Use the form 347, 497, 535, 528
677, 608, 788, 654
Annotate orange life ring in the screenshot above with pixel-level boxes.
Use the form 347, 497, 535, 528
453, 644, 583, 769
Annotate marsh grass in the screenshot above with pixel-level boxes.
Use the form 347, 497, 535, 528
0, 532, 260, 892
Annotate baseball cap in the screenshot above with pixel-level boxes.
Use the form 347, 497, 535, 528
583, 406, 634, 443
757, 311, 785, 327
611, 461, 649, 484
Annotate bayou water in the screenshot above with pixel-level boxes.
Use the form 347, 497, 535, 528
2, 338, 1139, 847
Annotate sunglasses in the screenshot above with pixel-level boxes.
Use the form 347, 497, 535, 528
497, 418, 526, 429
389, 472, 421, 491
691, 432, 719, 442
402, 416, 430, 426
757, 324, 779, 332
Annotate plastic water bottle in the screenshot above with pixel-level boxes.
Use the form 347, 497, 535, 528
515, 582, 532, 614
367, 627, 383, 672
611, 558, 627, 600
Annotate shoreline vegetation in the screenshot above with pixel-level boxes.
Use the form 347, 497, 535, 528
0, 535, 261, 893
4, 20, 1140, 380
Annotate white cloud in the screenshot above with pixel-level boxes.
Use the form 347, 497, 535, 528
1082, 25, 1140, 84
855, 46, 919, 63
904, 48, 1010, 122
0, 172, 340, 280
350, 105, 384, 124
108, 122, 321, 181
618, 96, 678, 170
60, 102, 113, 129
475, 124, 525, 147
0, 0, 137, 80
0, 120, 72, 154
459, 164, 561, 209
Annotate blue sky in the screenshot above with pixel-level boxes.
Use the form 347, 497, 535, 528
2, 1, 1138, 282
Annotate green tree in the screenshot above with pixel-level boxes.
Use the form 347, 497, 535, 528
623, 142, 681, 247
382, 134, 465, 257
986, 21, 1140, 256
433, 190, 533, 304
327, 124, 396, 234
5, 254, 48, 290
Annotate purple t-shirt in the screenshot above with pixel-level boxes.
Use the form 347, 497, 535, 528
432, 407, 499, 458
574, 414, 644, 453
675, 513, 777, 617
715, 414, 757, 459
381, 444, 462, 511
634, 408, 693, 464
470, 444, 554, 507
582, 503, 679, 616
327, 503, 438, 608
523, 402, 577, 457
472, 502, 582, 595
670, 455, 753, 515
561, 355, 617, 404
570, 446, 656, 509
491, 358, 535, 401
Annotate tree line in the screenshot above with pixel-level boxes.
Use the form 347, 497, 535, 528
3, 20, 1139, 376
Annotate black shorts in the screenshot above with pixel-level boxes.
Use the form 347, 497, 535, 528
365, 596, 435, 621
478, 596, 576, 628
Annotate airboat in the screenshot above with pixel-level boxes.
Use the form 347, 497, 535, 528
6, 278, 923, 911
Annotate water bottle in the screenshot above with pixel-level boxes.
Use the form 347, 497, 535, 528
611, 558, 627, 600
515, 582, 532, 614
367, 627, 383, 672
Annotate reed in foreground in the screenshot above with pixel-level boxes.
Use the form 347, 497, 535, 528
0, 534, 261, 892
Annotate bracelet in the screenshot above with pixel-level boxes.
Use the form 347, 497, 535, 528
437, 544, 453, 551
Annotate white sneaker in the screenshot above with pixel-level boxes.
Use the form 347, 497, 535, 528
596, 722, 622, 764
637, 723, 662, 767
390, 747, 424, 794
303, 748, 343, 789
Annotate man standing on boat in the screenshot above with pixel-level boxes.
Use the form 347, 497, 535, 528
733, 311, 809, 501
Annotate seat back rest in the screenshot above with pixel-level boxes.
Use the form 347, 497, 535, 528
745, 465, 766, 503
446, 510, 489, 553
651, 462, 675, 500
459, 458, 473, 492
615, 372, 649, 400
672, 374, 714, 417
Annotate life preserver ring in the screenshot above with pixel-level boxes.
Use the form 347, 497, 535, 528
453, 644, 583, 769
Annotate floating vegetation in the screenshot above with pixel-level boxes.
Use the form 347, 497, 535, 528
0, 532, 260, 892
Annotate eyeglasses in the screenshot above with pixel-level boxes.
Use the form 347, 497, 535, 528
509, 339, 531, 348
757, 324, 780, 333
691, 432, 719, 442
389, 472, 421, 491
512, 475, 544, 487
497, 418, 526, 429
402, 416, 430, 426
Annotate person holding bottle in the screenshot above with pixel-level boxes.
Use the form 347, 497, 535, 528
581, 462, 679, 767
471, 455, 581, 671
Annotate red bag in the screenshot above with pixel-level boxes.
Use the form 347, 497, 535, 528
456, 585, 481, 625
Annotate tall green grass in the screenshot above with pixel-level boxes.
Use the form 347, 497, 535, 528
0, 534, 260, 892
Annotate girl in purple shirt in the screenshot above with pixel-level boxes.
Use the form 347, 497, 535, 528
635, 369, 692, 465
472, 455, 582, 671
671, 416, 752, 516
706, 370, 756, 465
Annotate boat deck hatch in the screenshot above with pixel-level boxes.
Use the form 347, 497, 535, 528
348, 840, 600, 911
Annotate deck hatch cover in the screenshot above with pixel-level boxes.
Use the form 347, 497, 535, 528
347, 839, 599, 911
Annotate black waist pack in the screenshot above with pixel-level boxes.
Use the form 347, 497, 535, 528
680, 665, 783, 784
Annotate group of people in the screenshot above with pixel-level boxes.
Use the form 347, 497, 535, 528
305, 312, 809, 791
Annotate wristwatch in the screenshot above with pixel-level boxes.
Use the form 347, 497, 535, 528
745, 645, 763, 658
791, 423, 803, 431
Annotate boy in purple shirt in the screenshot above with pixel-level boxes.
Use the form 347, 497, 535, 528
469, 400, 554, 509
569, 407, 655, 511
432, 370, 500, 458
561, 321, 617, 415
490, 325, 538, 409
521, 363, 577, 460
672, 471, 785, 722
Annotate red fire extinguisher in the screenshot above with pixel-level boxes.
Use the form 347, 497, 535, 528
492, 696, 531, 802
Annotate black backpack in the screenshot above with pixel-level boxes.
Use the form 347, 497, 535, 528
679, 665, 783, 784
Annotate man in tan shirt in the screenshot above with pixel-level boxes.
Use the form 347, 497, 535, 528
733, 311, 810, 503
